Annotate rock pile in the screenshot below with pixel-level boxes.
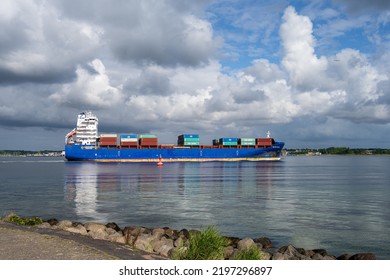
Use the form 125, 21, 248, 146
34, 218, 375, 260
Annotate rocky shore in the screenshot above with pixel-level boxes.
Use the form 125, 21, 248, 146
1, 213, 376, 260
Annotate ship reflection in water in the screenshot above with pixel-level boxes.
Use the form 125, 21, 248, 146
63, 161, 279, 231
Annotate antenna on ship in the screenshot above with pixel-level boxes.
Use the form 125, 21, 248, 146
266, 130, 271, 138
157, 155, 163, 167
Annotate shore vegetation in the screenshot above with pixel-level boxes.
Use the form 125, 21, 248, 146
173, 226, 265, 260
287, 147, 390, 156
4, 213, 43, 226
233, 244, 264, 260
173, 226, 230, 260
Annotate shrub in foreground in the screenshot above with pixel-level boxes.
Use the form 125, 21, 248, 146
5, 214, 43, 226
233, 244, 264, 260
174, 226, 230, 260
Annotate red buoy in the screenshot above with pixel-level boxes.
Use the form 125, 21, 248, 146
157, 155, 163, 166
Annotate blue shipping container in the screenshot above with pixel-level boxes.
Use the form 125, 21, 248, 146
220, 138, 238, 142
181, 134, 199, 138
120, 134, 138, 139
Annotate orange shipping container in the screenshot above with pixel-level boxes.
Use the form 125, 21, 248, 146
256, 138, 273, 146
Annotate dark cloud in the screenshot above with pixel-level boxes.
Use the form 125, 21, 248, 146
53, 0, 219, 67
125, 68, 172, 96
233, 89, 267, 104
333, 0, 390, 13
0, 0, 101, 86
0, 67, 75, 85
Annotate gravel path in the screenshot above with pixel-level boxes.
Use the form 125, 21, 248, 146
0, 222, 166, 260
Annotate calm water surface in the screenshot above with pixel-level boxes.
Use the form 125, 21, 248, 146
1, 156, 389, 259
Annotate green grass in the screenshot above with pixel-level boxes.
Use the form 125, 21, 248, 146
233, 245, 264, 260
5, 214, 43, 226
173, 226, 230, 260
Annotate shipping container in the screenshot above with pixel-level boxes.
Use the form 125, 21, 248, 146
138, 134, 157, 139
100, 138, 117, 141
180, 142, 200, 146
240, 143, 256, 146
220, 138, 238, 142
179, 134, 199, 139
139, 138, 158, 142
240, 139, 256, 143
256, 138, 274, 147
219, 138, 238, 146
239, 138, 256, 146
120, 134, 137, 139
239, 138, 256, 142
221, 142, 238, 146
178, 138, 200, 142
120, 138, 138, 142
178, 134, 200, 146
100, 133, 117, 146
182, 140, 200, 144
120, 142, 138, 147
100, 134, 117, 138
139, 138, 158, 146
100, 142, 117, 146
120, 137, 138, 147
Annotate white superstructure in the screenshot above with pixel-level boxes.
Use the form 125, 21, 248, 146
65, 112, 98, 145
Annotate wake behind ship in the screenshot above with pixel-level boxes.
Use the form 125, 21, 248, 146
64, 112, 285, 162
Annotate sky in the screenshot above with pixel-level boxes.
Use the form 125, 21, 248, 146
0, 0, 390, 150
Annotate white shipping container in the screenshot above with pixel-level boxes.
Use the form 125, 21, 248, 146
120, 138, 138, 142
100, 134, 117, 138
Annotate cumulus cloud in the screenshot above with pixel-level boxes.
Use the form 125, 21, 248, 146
280, 6, 328, 90
279, 6, 389, 124
54, 0, 220, 67
0, 0, 102, 84
50, 59, 122, 109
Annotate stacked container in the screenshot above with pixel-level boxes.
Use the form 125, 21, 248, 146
219, 138, 238, 146
139, 134, 158, 147
120, 134, 138, 147
178, 134, 200, 146
256, 138, 274, 147
239, 138, 256, 146
100, 134, 117, 146
212, 139, 220, 146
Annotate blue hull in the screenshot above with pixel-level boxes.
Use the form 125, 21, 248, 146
65, 142, 285, 162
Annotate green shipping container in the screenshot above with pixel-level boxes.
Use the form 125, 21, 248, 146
222, 142, 238, 146
183, 143, 200, 146
183, 139, 200, 143
138, 134, 157, 138
239, 138, 256, 145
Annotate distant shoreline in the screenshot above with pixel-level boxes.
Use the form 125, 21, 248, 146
0, 152, 63, 157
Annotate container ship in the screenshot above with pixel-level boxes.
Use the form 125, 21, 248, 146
64, 112, 285, 162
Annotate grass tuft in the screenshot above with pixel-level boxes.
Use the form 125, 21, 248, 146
174, 226, 230, 260
5, 214, 43, 226
232, 245, 264, 260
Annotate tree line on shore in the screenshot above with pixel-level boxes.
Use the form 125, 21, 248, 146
287, 147, 390, 155
0, 150, 63, 157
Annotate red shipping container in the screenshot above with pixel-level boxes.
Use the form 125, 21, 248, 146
256, 138, 273, 146
139, 139, 158, 145
121, 142, 138, 147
